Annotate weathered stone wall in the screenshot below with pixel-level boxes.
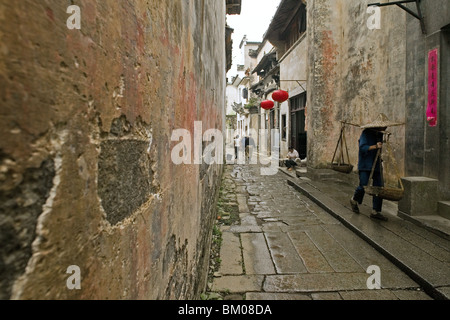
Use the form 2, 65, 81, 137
404, 0, 450, 200
0, 0, 226, 299
307, 0, 406, 184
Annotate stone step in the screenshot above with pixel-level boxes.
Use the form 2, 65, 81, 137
438, 201, 450, 220
305, 167, 359, 186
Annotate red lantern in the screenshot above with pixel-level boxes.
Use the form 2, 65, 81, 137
260, 100, 274, 110
272, 90, 289, 103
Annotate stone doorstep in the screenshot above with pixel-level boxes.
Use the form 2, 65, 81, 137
296, 168, 307, 177
278, 167, 296, 178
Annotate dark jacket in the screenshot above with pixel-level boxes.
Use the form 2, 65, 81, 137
358, 129, 383, 172
243, 136, 254, 148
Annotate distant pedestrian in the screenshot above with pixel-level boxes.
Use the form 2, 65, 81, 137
234, 134, 240, 159
285, 147, 300, 171
350, 115, 391, 221
246, 134, 255, 161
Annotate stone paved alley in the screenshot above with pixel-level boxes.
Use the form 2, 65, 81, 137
205, 164, 433, 300
2, 0, 449, 302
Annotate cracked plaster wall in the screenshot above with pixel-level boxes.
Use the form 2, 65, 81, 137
306, 0, 406, 184
0, 0, 225, 299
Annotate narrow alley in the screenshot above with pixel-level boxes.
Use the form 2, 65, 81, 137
1, 0, 449, 304
204, 163, 441, 300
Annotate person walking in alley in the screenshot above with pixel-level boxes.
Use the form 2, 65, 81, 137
234, 134, 240, 160
350, 115, 391, 221
285, 146, 300, 171
243, 134, 255, 162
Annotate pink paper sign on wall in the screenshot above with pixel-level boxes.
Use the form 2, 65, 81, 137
427, 49, 438, 127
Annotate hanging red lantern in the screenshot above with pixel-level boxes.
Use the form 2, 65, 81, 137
272, 90, 289, 103
260, 100, 274, 110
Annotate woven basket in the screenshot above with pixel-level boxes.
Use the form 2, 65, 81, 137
331, 163, 354, 174
365, 186, 404, 202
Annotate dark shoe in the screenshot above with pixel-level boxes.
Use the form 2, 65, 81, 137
350, 198, 360, 214
370, 211, 388, 221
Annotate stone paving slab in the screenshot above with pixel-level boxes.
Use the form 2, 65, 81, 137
246, 292, 311, 300
304, 226, 363, 273
338, 289, 432, 300
261, 222, 285, 232
402, 215, 450, 240
390, 289, 433, 300
241, 233, 276, 275
265, 232, 308, 274
237, 195, 249, 213
218, 232, 243, 275
301, 198, 342, 225
436, 286, 450, 298
211, 275, 264, 293
288, 231, 334, 273
255, 211, 282, 219
227, 225, 262, 233
311, 292, 343, 300
381, 220, 450, 262
240, 215, 259, 226
339, 289, 401, 300
278, 215, 323, 226
323, 224, 403, 272
264, 273, 369, 293
235, 185, 247, 194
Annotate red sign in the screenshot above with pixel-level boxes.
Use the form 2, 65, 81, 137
427, 49, 438, 127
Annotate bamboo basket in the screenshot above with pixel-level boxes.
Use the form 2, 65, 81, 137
365, 142, 404, 202
330, 123, 354, 174
331, 163, 354, 174
365, 186, 404, 202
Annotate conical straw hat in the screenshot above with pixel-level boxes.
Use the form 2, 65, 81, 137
361, 113, 404, 129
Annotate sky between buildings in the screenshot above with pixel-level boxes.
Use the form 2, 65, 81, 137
226, 0, 282, 78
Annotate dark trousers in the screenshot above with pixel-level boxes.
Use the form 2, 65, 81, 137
285, 159, 297, 169
245, 146, 252, 160
353, 170, 384, 212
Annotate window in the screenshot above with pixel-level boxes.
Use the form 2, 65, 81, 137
282, 3, 307, 52
281, 114, 287, 141
243, 88, 248, 100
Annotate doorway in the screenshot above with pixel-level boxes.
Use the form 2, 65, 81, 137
290, 92, 307, 159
